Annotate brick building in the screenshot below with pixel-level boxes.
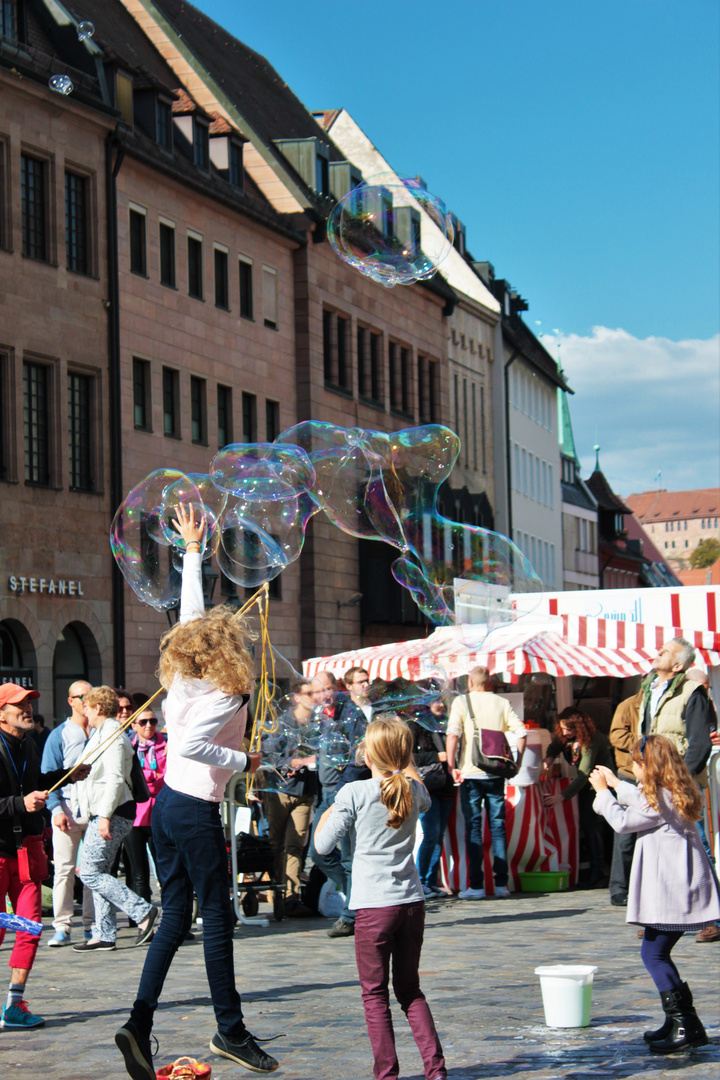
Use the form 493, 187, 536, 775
625, 487, 720, 572
0, 3, 116, 716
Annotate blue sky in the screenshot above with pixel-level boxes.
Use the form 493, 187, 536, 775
191, 0, 719, 493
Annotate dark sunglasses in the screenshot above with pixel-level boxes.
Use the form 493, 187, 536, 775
135, 718, 158, 726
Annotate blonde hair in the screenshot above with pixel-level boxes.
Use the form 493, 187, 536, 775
630, 735, 702, 822
365, 714, 414, 830
85, 685, 120, 718
158, 606, 256, 696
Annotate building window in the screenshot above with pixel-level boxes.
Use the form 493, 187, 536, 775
21, 153, 48, 262
522, 449, 528, 495
157, 98, 172, 150
67, 372, 93, 491
214, 246, 229, 309
65, 172, 89, 275
116, 71, 133, 125
0, 138, 8, 251
1, 0, 24, 39
193, 120, 209, 170
357, 327, 383, 404
242, 392, 257, 442
323, 310, 351, 391
262, 265, 278, 328
190, 376, 207, 445
417, 356, 437, 424
217, 385, 232, 448
229, 142, 243, 187
480, 385, 486, 473
162, 367, 180, 438
239, 258, 253, 319
187, 233, 203, 299
159, 220, 176, 287
129, 206, 147, 275
389, 342, 411, 415
133, 358, 151, 430
266, 399, 280, 442
23, 362, 51, 485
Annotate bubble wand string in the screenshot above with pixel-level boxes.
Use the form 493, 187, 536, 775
46, 688, 164, 794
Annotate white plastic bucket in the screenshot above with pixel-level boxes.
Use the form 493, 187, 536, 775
534, 964, 598, 1028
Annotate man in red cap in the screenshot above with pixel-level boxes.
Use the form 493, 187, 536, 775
0, 683, 89, 1029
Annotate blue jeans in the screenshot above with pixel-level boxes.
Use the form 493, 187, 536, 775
460, 776, 508, 889
417, 796, 454, 889
130, 785, 246, 1040
309, 789, 354, 923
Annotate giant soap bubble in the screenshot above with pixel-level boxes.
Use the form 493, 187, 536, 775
328, 175, 454, 288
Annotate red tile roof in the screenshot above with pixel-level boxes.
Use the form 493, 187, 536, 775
626, 488, 720, 522
678, 557, 720, 586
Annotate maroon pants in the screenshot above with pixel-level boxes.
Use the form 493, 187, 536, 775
354, 901, 446, 1080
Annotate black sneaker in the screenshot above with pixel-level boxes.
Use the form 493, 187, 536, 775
115, 1020, 155, 1080
327, 918, 354, 938
72, 939, 116, 951
210, 1030, 279, 1073
134, 905, 158, 946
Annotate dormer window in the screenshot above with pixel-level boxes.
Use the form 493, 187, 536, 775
330, 161, 362, 200
157, 98, 172, 150
229, 142, 243, 187
274, 137, 331, 196
193, 119, 209, 170
1, 0, 25, 42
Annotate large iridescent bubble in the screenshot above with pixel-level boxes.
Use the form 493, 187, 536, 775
210, 443, 315, 502
328, 175, 454, 288
276, 421, 541, 623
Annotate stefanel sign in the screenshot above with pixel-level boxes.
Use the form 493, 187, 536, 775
8, 575, 84, 596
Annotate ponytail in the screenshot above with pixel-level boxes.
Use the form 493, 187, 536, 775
366, 715, 415, 829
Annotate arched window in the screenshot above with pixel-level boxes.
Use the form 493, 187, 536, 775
0, 618, 37, 691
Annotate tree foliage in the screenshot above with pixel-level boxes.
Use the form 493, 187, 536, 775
689, 537, 720, 569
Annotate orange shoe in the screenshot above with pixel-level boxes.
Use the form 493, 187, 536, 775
156, 1058, 211, 1079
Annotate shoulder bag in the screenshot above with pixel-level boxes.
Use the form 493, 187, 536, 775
466, 694, 518, 780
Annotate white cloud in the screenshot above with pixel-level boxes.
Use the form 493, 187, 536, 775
543, 327, 720, 497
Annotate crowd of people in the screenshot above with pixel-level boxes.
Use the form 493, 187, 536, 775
1, 500, 719, 1076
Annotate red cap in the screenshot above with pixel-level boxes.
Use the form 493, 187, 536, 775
0, 683, 40, 708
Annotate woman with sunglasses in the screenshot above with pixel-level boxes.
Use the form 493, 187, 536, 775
589, 734, 720, 1054
124, 709, 167, 910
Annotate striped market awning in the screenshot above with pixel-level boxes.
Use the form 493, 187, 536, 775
302, 616, 720, 683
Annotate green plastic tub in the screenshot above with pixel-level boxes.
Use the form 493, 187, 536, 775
518, 870, 569, 892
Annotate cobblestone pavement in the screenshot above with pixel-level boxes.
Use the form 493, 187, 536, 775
2, 889, 718, 1080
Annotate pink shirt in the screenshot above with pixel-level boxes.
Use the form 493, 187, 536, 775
163, 551, 249, 803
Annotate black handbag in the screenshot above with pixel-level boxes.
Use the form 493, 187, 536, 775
129, 751, 150, 803
416, 761, 448, 792
465, 695, 518, 780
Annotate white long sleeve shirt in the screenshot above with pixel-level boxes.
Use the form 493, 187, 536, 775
163, 551, 249, 802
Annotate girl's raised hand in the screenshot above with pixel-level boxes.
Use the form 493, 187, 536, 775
588, 767, 608, 793
594, 765, 619, 788
172, 502, 206, 549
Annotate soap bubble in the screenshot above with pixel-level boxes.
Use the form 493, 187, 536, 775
328, 174, 454, 288
49, 74, 73, 95
277, 420, 542, 622
211, 443, 316, 502
77, 20, 94, 40
216, 491, 319, 589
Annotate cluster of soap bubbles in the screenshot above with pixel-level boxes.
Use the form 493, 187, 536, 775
111, 423, 541, 622
254, 655, 450, 792
110, 446, 319, 611
328, 174, 454, 288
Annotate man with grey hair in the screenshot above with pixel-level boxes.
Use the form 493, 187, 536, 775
641, 638, 713, 783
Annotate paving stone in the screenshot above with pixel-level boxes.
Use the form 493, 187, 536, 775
1, 889, 717, 1079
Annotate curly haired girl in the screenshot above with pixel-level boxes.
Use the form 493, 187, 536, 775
590, 735, 720, 1054
116, 504, 277, 1079
315, 714, 447, 1080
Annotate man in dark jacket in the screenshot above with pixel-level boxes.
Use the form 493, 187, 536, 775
0, 683, 88, 1029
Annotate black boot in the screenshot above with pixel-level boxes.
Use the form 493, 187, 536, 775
648, 984, 708, 1054
643, 982, 691, 1044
